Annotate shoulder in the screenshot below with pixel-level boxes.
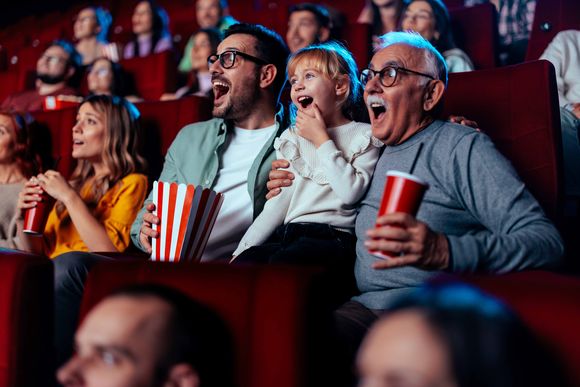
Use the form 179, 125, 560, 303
175, 118, 224, 141
119, 173, 148, 186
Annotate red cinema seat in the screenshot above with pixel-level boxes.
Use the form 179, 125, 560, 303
80, 261, 331, 387
525, 0, 580, 60
136, 96, 212, 179
442, 60, 562, 221
449, 3, 498, 69
121, 51, 177, 100
457, 271, 580, 386
31, 106, 77, 177
0, 251, 54, 386
343, 23, 372, 70
0, 70, 21, 104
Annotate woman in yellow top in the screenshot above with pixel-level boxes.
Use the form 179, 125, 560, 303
16, 94, 148, 258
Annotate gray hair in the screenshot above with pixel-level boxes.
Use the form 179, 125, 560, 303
375, 31, 448, 88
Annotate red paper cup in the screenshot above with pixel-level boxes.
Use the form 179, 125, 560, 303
369, 171, 429, 259
23, 191, 54, 235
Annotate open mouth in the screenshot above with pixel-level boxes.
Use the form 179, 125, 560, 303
212, 80, 230, 101
297, 95, 313, 109
366, 96, 387, 120
72, 139, 84, 146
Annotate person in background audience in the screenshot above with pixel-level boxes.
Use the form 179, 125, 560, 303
178, 0, 237, 73
358, 0, 407, 48
1, 40, 81, 112
123, 0, 173, 59
401, 0, 474, 72
540, 30, 580, 211
286, 3, 332, 53
86, 57, 142, 102
0, 112, 46, 249
464, 0, 535, 65
58, 284, 235, 387
73, 6, 113, 65
357, 283, 572, 387
161, 28, 222, 100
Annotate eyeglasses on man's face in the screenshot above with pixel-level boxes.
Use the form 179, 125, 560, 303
40, 54, 68, 66
360, 65, 435, 88
207, 50, 268, 69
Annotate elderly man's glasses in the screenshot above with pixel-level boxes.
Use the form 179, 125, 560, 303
360, 66, 435, 88
207, 50, 268, 69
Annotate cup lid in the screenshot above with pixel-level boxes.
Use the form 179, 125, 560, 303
386, 170, 429, 186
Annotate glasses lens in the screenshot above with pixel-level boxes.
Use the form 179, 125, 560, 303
381, 67, 397, 87
360, 69, 371, 86
221, 51, 236, 68
208, 54, 217, 66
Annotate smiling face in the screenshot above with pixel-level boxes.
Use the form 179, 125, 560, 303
286, 10, 322, 53
132, 1, 154, 36
401, 1, 438, 42
57, 296, 172, 387
357, 310, 456, 387
209, 33, 264, 120
74, 8, 100, 40
195, 0, 222, 28
0, 115, 17, 164
87, 58, 114, 95
191, 32, 213, 72
72, 103, 107, 163
364, 43, 432, 145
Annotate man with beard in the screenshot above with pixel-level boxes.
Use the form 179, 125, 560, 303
1, 40, 81, 112
286, 3, 332, 53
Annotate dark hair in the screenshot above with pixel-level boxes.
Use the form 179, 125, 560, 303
370, 0, 407, 37
131, 0, 170, 57
194, 27, 223, 60
403, 0, 456, 52
288, 3, 332, 29
224, 23, 290, 101
50, 39, 82, 73
109, 284, 235, 387
87, 57, 127, 97
386, 283, 572, 387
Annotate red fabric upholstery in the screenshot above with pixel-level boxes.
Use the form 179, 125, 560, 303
457, 271, 580, 386
121, 51, 177, 100
31, 107, 77, 177
441, 60, 562, 220
0, 70, 21, 104
449, 3, 498, 69
136, 96, 213, 180
80, 261, 327, 387
343, 23, 372, 70
0, 251, 53, 386
525, 0, 580, 60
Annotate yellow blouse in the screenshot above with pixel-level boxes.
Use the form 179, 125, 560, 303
43, 173, 148, 258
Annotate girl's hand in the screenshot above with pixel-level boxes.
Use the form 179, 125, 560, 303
16, 178, 45, 215
36, 170, 76, 204
295, 103, 330, 147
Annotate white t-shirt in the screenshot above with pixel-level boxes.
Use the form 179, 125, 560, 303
202, 124, 277, 261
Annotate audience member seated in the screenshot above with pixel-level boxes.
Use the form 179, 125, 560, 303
1, 40, 81, 112
286, 3, 332, 53
540, 30, 580, 206
73, 6, 114, 66
58, 284, 235, 387
268, 31, 563, 366
358, 0, 406, 48
401, 0, 474, 72
357, 283, 572, 387
464, 0, 535, 64
178, 0, 237, 73
161, 28, 222, 101
123, 0, 173, 60
0, 112, 46, 248
15, 94, 147, 259
86, 57, 142, 102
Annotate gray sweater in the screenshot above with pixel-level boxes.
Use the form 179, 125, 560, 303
353, 120, 564, 309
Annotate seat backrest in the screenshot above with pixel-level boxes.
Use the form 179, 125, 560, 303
449, 3, 498, 69
525, 0, 580, 60
80, 261, 328, 387
441, 60, 562, 220
0, 70, 21, 103
121, 51, 177, 100
0, 251, 54, 386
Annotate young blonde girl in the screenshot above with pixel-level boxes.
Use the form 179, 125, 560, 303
232, 41, 382, 268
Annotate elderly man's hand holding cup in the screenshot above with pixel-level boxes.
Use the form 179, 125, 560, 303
364, 171, 450, 271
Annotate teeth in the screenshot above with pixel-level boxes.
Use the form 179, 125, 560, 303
366, 95, 386, 108
212, 81, 229, 88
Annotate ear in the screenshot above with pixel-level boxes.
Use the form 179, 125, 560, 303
259, 64, 277, 89
163, 364, 200, 387
422, 79, 445, 112
318, 27, 331, 42
335, 75, 350, 99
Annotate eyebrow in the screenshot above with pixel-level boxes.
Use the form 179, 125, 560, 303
370, 60, 401, 70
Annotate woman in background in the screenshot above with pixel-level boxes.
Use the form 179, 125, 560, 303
123, 0, 173, 59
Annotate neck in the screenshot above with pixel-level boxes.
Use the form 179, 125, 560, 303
91, 161, 110, 178
138, 32, 153, 40
0, 163, 25, 184
234, 99, 277, 129
325, 112, 350, 128
379, 7, 399, 33
397, 116, 434, 144
77, 36, 98, 48
37, 80, 66, 96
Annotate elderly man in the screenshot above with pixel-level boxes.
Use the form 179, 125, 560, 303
1, 40, 80, 112
57, 284, 234, 387
286, 3, 332, 53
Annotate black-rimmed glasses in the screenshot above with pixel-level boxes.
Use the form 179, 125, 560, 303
207, 50, 268, 69
360, 66, 435, 88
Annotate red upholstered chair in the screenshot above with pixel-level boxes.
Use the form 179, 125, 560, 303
457, 271, 580, 386
80, 261, 331, 387
0, 70, 21, 104
525, 0, 580, 60
31, 106, 77, 177
343, 23, 372, 70
449, 3, 498, 69
0, 251, 54, 386
121, 51, 177, 100
441, 60, 562, 221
